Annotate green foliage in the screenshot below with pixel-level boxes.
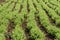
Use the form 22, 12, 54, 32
0, 0, 60, 40
0, 34, 5, 40
11, 25, 26, 40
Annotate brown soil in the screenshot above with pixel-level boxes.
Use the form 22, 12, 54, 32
8, 20, 14, 32
0, 0, 56, 40
0, 0, 5, 4
5, 20, 15, 40
22, 0, 30, 40
22, 15, 30, 40
27, 0, 30, 13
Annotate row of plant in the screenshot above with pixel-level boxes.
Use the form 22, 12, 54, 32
0, 0, 16, 11
10, 0, 45, 40
33, 0, 60, 40
10, 0, 27, 40
42, 0, 57, 11
0, 0, 17, 34
0, 0, 19, 40
42, 0, 60, 16
38, 0, 60, 27
26, 0, 45, 40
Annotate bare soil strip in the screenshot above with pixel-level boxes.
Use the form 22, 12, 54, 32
22, 15, 30, 40
27, 0, 30, 13
8, 20, 15, 32
5, 19, 15, 40
0, 0, 5, 4
22, 0, 30, 40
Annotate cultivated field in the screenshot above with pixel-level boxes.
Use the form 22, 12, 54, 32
0, 0, 60, 40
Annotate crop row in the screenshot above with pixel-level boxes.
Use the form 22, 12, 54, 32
0, 0, 60, 40
0, 0, 25, 40
33, 0, 60, 40
38, 0, 60, 27
42, 0, 60, 16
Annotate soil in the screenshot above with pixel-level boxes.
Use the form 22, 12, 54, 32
5, 20, 14, 40
22, 0, 30, 40
22, 15, 30, 40
0, 0, 5, 4
0, 0, 56, 40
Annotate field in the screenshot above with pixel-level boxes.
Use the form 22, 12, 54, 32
0, 0, 60, 40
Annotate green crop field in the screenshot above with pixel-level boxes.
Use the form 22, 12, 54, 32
0, 0, 60, 40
